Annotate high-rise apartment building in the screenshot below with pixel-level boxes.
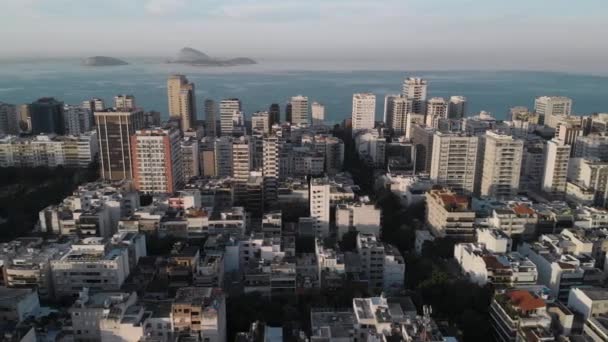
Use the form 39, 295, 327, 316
95, 109, 144, 180
219, 98, 242, 136
385, 96, 412, 136
534, 96, 572, 128
430, 132, 479, 195
181, 137, 200, 181
0, 132, 98, 168
167, 75, 197, 131
311, 102, 325, 126
425, 97, 448, 129
113, 94, 136, 110
17, 104, 32, 133
263, 135, 281, 206
232, 136, 252, 204
480, 131, 524, 198
0, 102, 19, 135
542, 139, 571, 198
200, 137, 216, 177
574, 135, 608, 161
63, 104, 92, 135
131, 127, 183, 194
251, 111, 270, 135
448, 96, 467, 119
556, 119, 583, 154
402, 77, 428, 115
269, 103, 280, 127
351, 93, 376, 132
383, 94, 400, 127
411, 124, 435, 173
310, 178, 331, 238
82, 98, 105, 112
214, 136, 233, 177
204, 99, 217, 138
285, 103, 293, 124
290, 95, 309, 125
30, 97, 65, 135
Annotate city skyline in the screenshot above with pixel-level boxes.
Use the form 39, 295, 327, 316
1, 0, 607, 72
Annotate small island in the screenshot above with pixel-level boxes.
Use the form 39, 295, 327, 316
82, 56, 129, 67
168, 47, 256, 66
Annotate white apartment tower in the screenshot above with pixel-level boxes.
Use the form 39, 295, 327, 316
448, 96, 467, 119
82, 98, 105, 112
167, 75, 197, 131
425, 97, 448, 129
290, 95, 309, 125
402, 77, 428, 115
383, 94, 400, 126
251, 111, 270, 135
534, 96, 572, 129
542, 138, 571, 197
219, 98, 242, 136
310, 178, 331, 238
386, 96, 411, 136
480, 131, 524, 198
114, 94, 136, 110
263, 135, 281, 205
430, 132, 479, 195
131, 127, 183, 194
232, 136, 252, 202
351, 93, 376, 132
311, 102, 325, 126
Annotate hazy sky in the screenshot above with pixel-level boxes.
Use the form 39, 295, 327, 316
2, 0, 607, 70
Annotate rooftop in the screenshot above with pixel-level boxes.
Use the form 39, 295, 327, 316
506, 290, 545, 311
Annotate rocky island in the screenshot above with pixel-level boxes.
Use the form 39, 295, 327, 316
82, 56, 129, 66
168, 47, 256, 66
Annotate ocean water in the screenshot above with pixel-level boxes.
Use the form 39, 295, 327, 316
0, 58, 607, 123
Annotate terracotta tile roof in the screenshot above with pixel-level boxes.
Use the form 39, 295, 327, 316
512, 204, 535, 216
439, 194, 469, 206
507, 290, 545, 311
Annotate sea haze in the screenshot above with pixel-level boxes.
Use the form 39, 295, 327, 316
0, 58, 607, 123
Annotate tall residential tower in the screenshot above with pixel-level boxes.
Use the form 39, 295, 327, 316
167, 75, 197, 131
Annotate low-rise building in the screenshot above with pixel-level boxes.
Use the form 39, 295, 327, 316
477, 228, 512, 253
356, 233, 405, 291
70, 289, 137, 341
335, 198, 380, 240
425, 187, 476, 240
519, 238, 603, 301
0, 237, 72, 299
454, 243, 537, 287
51, 237, 131, 297
378, 174, 433, 207
171, 287, 226, 342
488, 203, 538, 238
568, 287, 608, 320
0, 286, 40, 323
310, 309, 356, 342
352, 296, 445, 341
490, 289, 552, 342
